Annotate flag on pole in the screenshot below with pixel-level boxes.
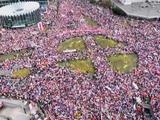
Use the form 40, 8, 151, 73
38, 22, 45, 32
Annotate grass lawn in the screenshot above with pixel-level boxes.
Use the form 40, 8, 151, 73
84, 16, 98, 27
58, 37, 86, 52
95, 35, 118, 48
0, 48, 34, 62
12, 68, 31, 78
59, 59, 95, 74
107, 53, 138, 73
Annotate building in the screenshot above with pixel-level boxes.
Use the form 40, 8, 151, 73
0, 98, 31, 120
0, 0, 48, 7
112, 0, 160, 19
0, 98, 46, 120
0, 2, 41, 28
119, 0, 160, 5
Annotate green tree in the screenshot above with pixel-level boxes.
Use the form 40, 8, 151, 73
100, 0, 112, 8
89, 0, 112, 9
89, 0, 99, 4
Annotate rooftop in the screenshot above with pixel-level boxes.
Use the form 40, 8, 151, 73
0, 98, 31, 120
0, 2, 40, 16
112, 0, 160, 19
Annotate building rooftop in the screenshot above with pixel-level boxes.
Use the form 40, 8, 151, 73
0, 1, 40, 16
112, 0, 160, 19
0, 98, 31, 120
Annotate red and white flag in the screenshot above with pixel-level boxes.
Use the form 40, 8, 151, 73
38, 22, 45, 32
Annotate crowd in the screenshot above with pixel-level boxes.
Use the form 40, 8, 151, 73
0, 0, 159, 119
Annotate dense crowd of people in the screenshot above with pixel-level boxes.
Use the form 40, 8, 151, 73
0, 0, 159, 119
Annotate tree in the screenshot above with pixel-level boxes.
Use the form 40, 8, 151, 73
100, 0, 112, 8
89, 0, 99, 4
89, 0, 112, 9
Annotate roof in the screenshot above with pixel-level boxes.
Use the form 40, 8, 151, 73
112, 0, 160, 19
0, 1, 40, 16
0, 98, 31, 120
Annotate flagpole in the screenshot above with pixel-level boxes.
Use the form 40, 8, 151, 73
47, 0, 50, 6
